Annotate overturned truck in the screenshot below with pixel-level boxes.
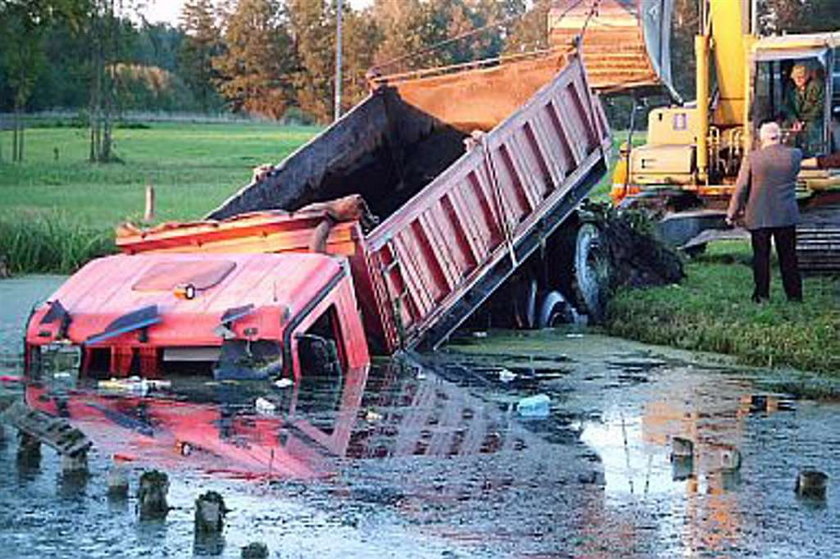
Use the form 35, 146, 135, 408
26, 53, 615, 384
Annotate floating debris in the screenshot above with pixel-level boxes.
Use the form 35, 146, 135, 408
365, 409, 383, 422
273, 378, 293, 389
517, 394, 550, 418
740, 394, 796, 414
498, 368, 517, 383
97, 377, 171, 396
255, 397, 277, 415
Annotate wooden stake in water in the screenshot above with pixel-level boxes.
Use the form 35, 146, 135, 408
144, 183, 155, 222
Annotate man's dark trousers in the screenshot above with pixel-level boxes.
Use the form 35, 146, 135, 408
749, 225, 802, 301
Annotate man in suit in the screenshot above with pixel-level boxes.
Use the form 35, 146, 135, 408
726, 122, 803, 303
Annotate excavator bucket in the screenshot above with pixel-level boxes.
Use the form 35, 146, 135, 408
550, 0, 678, 98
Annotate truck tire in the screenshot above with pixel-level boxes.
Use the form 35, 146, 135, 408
536, 290, 572, 328
572, 223, 611, 323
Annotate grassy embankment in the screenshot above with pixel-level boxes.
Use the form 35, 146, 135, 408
606, 241, 840, 375
0, 122, 320, 273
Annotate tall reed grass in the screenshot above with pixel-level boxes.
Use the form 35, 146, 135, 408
0, 211, 114, 274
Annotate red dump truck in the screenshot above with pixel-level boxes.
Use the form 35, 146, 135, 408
24, 54, 611, 388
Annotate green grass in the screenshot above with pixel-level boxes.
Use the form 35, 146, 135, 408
606, 241, 840, 375
0, 122, 320, 224
0, 122, 320, 272
0, 211, 114, 274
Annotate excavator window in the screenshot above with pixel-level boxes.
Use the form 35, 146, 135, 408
754, 56, 830, 156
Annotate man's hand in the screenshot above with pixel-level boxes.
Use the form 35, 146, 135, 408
791, 120, 804, 132
725, 216, 735, 227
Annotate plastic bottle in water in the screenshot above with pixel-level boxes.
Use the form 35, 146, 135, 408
517, 394, 550, 418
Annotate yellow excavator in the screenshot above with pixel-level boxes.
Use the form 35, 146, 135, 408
559, 0, 840, 270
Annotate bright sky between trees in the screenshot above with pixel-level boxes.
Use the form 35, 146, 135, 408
143, 0, 374, 26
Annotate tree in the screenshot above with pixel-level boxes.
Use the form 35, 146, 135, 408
212, 0, 294, 118
179, 0, 222, 112
371, 0, 439, 73
341, 6, 378, 107
86, 0, 126, 163
286, 0, 335, 123
0, 0, 87, 161
503, 0, 550, 54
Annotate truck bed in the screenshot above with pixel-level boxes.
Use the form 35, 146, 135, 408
357, 56, 611, 351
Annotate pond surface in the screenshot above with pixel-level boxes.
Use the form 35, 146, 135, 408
0, 276, 838, 558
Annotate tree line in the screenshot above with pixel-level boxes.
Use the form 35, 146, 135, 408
0, 1, 546, 123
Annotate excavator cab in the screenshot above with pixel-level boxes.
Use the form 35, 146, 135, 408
750, 42, 836, 158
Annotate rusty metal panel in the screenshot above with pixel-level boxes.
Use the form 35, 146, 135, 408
550, 0, 676, 96
367, 57, 610, 351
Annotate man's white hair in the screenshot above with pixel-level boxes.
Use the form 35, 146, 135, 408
760, 122, 781, 144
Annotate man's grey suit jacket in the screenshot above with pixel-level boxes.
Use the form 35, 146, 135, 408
727, 144, 802, 230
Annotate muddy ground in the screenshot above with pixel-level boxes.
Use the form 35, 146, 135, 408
0, 277, 838, 558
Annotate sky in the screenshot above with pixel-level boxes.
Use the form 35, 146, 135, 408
143, 0, 374, 26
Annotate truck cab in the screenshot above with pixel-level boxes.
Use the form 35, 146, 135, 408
25, 249, 369, 389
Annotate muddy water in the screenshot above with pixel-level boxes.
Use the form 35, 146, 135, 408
1, 277, 838, 558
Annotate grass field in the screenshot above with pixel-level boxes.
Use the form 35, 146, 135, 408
0, 122, 320, 224
0, 122, 320, 272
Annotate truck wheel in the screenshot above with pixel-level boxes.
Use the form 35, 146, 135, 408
512, 277, 537, 329
536, 290, 572, 328
573, 223, 611, 322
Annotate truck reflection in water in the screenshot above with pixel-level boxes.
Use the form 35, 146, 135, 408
24, 358, 528, 481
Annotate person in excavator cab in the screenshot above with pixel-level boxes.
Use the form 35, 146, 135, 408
782, 63, 825, 156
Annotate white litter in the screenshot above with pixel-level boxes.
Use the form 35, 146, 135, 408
255, 397, 277, 414
498, 368, 517, 383
273, 378, 293, 389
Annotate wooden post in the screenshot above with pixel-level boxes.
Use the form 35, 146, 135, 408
144, 184, 155, 222
795, 470, 828, 499
241, 543, 269, 559
17, 431, 42, 460
194, 491, 227, 534
670, 436, 694, 481
137, 470, 170, 520
107, 462, 130, 499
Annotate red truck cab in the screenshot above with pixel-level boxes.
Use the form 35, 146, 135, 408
25, 247, 370, 387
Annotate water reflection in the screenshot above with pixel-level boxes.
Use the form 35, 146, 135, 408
24, 356, 534, 481
2, 292, 839, 558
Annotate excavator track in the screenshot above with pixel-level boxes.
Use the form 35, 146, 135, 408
796, 204, 840, 273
